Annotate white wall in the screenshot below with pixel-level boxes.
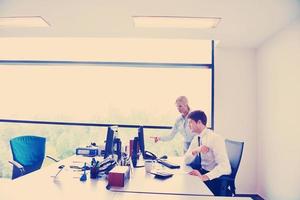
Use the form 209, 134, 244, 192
257, 19, 300, 200
215, 48, 257, 193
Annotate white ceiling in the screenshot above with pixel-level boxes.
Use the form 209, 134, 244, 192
0, 0, 299, 48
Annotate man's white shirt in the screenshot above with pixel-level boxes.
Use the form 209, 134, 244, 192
184, 128, 231, 180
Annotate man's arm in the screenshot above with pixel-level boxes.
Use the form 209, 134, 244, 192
191, 145, 209, 155
205, 135, 231, 180
189, 170, 209, 181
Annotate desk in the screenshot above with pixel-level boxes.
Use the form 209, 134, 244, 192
0, 155, 213, 200
115, 192, 253, 200
111, 157, 212, 196
1, 156, 115, 200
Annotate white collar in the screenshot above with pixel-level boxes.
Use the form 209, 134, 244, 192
181, 109, 192, 120
199, 127, 208, 138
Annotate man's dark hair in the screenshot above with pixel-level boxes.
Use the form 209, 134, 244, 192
188, 110, 207, 126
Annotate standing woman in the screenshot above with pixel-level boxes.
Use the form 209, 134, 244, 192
151, 96, 195, 153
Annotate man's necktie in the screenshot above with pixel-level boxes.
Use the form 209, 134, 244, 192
197, 136, 202, 168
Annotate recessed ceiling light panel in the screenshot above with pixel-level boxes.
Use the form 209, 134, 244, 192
0, 16, 50, 28
133, 16, 221, 29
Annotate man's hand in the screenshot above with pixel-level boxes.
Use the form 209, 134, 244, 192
150, 136, 160, 143
188, 170, 210, 181
191, 145, 209, 156
189, 169, 201, 177
200, 174, 209, 181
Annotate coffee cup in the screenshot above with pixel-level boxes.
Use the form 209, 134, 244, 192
144, 160, 154, 173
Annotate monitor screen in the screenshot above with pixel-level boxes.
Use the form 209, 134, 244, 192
138, 126, 145, 158
104, 126, 115, 158
138, 126, 157, 160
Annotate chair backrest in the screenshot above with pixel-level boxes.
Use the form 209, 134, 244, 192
225, 139, 244, 179
10, 135, 46, 179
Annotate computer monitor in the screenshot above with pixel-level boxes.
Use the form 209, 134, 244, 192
138, 126, 145, 158
138, 126, 157, 160
104, 126, 115, 158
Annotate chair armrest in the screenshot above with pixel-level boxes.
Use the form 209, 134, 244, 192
219, 175, 234, 181
8, 160, 25, 175
219, 175, 236, 196
46, 155, 60, 162
8, 160, 24, 169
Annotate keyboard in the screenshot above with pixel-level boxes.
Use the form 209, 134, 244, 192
156, 159, 180, 169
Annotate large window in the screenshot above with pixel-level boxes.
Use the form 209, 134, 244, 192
0, 39, 215, 179
0, 64, 212, 127
0, 63, 213, 178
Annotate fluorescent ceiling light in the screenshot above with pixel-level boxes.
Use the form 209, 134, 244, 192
0, 16, 49, 28
133, 16, 221, 29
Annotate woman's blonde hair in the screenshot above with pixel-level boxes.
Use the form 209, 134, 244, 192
175, 96, 189, 105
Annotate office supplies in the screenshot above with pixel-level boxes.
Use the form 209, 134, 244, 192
76, 147, 98, 157
51, 165, 65, 178
108, 166, 130, 187
70, 163, 90, 171
90, 158, 99, 179
150, 171, 173, 179
98, 156, 117, 174
119, 151, 130, 166
156, 159, 180, 169
129, 139, 134, 157
90, 167, 98, 179
58, 165, 65, 169
144, 160, 154, 173
113, 138, 122, 160
80, 163, 87, 181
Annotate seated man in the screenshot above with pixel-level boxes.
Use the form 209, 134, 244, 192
184, 110, 231, 196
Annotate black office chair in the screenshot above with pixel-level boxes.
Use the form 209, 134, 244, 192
219, 139, 244, 196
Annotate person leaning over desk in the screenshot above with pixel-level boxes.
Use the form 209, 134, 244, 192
151, 96, 195, 153
185, 110, 231, 196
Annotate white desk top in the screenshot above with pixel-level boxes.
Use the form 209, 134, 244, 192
115, 192, 253, 200
0, 155, 213, 200
1, 156, 115, 200
110, 157, 212, 196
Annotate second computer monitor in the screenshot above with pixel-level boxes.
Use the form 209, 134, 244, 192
138, 126, 157, 160
104, 126, 115, 158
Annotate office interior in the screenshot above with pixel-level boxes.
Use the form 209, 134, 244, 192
0, 1, 300, 200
